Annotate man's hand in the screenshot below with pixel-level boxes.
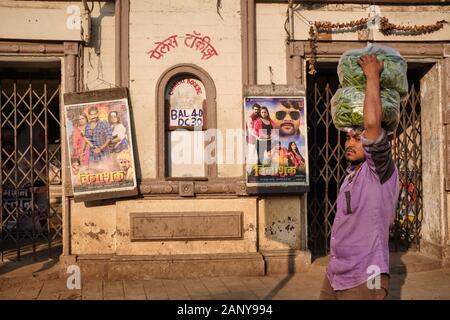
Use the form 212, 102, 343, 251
358, 54, 383, 141
357, 54, 384, 80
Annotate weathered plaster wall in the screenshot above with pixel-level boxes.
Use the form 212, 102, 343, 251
259, 196, 301, 250
82, 2, 116, 91
446, 57, 450, 250
129, 0, 243, 179
255, 3, 287, 85
71, 198, 259, 255
115, 198, 257, 255
420, 61, 445, 247
71, 200, 116, 254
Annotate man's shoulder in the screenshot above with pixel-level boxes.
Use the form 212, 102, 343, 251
360, 131, 396, 184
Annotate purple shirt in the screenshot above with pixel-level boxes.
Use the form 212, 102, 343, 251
327, 130, 399, 291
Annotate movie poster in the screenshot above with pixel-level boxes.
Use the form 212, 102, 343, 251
245, 96, 309, 188
64, 98, 136, 196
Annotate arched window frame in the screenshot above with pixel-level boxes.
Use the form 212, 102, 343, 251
156, 64, 217, 180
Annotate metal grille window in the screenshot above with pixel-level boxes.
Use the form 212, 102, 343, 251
306, 65, 423, 255
391, 84, 422, 251
0, 70, 62, 261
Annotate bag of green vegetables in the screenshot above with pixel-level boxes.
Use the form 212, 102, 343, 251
331, 86, 401, 133
337, 45, 408, 99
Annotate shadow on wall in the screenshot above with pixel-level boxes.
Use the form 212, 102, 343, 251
89, 2, 115, 57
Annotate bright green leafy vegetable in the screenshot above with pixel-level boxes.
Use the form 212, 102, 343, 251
337, 45, 408, 98
332, 45, 407, 133
331, 86, 401, 133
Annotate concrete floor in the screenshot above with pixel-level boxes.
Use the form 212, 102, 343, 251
0, 252, 449, 300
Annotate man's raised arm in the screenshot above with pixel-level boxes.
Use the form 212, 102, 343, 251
357, 54, 384, 142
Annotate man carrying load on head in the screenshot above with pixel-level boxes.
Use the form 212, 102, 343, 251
320, 55, 400, 300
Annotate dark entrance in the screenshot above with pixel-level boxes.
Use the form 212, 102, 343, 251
0, 61, 62, 261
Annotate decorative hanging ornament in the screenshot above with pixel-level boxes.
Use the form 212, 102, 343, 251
308, 17, 448, 75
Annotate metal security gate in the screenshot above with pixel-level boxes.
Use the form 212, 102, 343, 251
306, 64, 423, 255
0, 69, 62, 261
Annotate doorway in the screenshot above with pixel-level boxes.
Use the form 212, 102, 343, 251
0, 61, 62, 261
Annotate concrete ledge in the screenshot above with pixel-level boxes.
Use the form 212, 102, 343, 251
261, 249, 311, 275
71, 252, 265, 280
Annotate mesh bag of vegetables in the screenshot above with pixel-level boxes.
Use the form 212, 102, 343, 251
331, 86, 401, 133
337, 45, 408, 99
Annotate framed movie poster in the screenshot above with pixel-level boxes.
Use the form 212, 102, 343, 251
64, 88, 137, 201
245, 96, 309, 192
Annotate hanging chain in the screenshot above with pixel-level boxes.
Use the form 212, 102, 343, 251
379, 17, 448, 35
308, 23, 318, 75
308, 17, 448, 75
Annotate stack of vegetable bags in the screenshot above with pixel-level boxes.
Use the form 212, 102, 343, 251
331, 45, 408, 133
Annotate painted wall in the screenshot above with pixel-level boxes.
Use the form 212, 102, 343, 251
256, 3, 287, 85
83, 2, 116, 91
71, 200, 117, 254
446, 58, 450, 252
259, 196, 301, 251
420, 62, 446, 248
71, 198, 259, 255
70, 196, 307, 256
129, 0, 243, 179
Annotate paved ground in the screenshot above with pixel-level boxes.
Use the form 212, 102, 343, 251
0, 252, 449, 300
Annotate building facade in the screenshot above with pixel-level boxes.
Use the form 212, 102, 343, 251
0, 0, 449, 278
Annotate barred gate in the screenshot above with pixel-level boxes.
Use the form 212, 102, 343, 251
306, 66, 423, 255
0, 73, 62, 261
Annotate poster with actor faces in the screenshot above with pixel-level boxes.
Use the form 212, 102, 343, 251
64, 98, 137, 196
245, 96, 309, 188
